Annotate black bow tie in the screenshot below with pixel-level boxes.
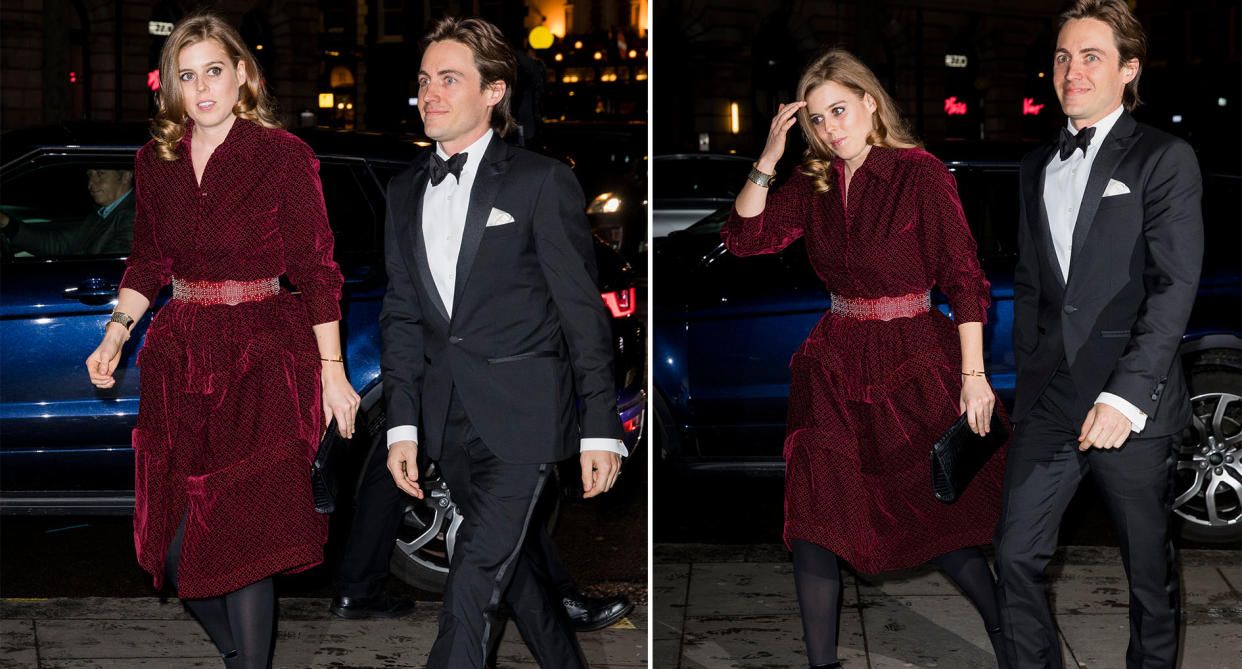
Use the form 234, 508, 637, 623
1057, 126, 1096, 161
429, 152, 467, 186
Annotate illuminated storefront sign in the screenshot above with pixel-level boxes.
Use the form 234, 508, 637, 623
147, 70, 160, 91
149, 21, 174, 36
944, 97, 967, 115
945, 54, 968, 68
1023, 98, 1045, 115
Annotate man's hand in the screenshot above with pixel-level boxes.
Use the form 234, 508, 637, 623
1079, 403, 1133, 451
386, 440, 424, 499
581, 450, 621, 499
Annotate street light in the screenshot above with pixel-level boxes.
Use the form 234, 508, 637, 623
529, 26, 554, 50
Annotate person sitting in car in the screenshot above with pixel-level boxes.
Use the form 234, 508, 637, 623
1, 168, 136, 256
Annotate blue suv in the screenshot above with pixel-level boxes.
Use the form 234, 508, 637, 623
0, 122, 647, 590
653, 145, 1240, 543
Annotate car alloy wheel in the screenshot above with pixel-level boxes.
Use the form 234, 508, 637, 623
1174, 372, 1242, 543
388, 465, 561, 593
388, 470, 460, 593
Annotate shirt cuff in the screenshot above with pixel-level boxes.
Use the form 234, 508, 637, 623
580, 438, 628, 458
1096, 393, 1147, 433
387, 424, 419, 449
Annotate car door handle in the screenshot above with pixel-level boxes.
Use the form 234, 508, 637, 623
63, 278, 119, 305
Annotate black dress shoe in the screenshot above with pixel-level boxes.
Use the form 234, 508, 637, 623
562, 591, 634, 632
329, 594, 416, 620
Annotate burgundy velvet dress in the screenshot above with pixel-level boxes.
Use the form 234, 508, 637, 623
722, 147, 1007, 573
121, 119, 341, 598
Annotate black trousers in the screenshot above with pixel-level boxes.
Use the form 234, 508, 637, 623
994, 361, 1180, 669
426, 392, 586, 669
336, 433, 406, 601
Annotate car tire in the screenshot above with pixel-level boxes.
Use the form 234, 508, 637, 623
386, 455, 562, 593
1174, 369, 1242, 543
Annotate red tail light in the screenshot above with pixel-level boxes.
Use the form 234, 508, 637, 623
623, 416, 641, 433
601, 287, 636, 318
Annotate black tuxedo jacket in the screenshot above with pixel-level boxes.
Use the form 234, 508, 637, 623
379, 133, 622, 465
1011, 111, 1203, 436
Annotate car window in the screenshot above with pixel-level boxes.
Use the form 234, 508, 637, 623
1202, 173, 1240, 280
653, 157, 752, 201
369, 162, 406, 191
953, 167, 1020, 258
318, 161, 377, 257
0, 154, 139, 261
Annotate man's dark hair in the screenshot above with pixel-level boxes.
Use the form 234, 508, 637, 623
424, 17, 518, 136
1058, 0, 1147, 110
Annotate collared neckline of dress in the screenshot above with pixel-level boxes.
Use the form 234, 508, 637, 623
176, 116, 258, 158
830, 144, 898, 185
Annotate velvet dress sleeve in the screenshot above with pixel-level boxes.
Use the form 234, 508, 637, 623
918, 154, 990, 325
278, 139, 343, 325
119, 145, 172, 302
720, 168, 815, 256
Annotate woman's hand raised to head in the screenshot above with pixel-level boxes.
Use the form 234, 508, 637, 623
758, 101, 806, 173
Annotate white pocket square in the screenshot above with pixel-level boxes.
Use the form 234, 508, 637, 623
486, 208, 515, 227
1103, 179, 1130, 197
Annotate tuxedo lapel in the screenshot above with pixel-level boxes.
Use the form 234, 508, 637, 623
1067, 113, 1139, 285
452, 134, 513, 320
1027, 144, 1065, 291
405, 158, 450, 324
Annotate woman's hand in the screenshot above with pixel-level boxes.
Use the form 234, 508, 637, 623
758, 101, 806, 173
321, 363, 360, 438
86, 325, 128, 388
959, 375, 996, 436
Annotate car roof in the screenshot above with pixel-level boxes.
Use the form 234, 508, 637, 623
2, 121, 430, 167
655, 153, 754, 162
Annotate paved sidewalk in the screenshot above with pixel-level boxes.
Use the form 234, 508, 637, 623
655, 544, 1241, 669
0, 597, 646, 668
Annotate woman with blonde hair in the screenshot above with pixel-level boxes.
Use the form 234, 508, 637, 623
85, 12, 357, 667
722, 50, 1010, 668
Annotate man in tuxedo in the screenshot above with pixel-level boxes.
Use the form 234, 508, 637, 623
380, 17, 626, 669
994, 1, 1203, 667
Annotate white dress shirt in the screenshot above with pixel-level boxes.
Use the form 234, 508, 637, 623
387, 131, 627, 456
1042, 104, 1146, 433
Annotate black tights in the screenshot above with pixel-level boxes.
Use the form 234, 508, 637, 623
791, 540, 1009, 668
165, 516, 275, 669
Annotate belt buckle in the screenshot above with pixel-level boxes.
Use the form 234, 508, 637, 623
221, 281, 244, 306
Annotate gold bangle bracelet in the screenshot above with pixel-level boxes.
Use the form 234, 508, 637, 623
320, 357, 344, 364
961, 370, 987, 377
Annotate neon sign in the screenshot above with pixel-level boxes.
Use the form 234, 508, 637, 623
147, 70, 160, 91
944, 97, 967, 115
1022, 98, 1045, 115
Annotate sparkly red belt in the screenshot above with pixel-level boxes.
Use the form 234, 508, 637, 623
830, 290, 931, 321
171, 277, 281, 306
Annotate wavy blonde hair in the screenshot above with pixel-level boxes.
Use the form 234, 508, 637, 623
151, 13, 281, 161
795, 50, 920, 192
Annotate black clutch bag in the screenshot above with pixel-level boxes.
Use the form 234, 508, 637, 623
311, 418, 349, 514
930, 410, 1009, 504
